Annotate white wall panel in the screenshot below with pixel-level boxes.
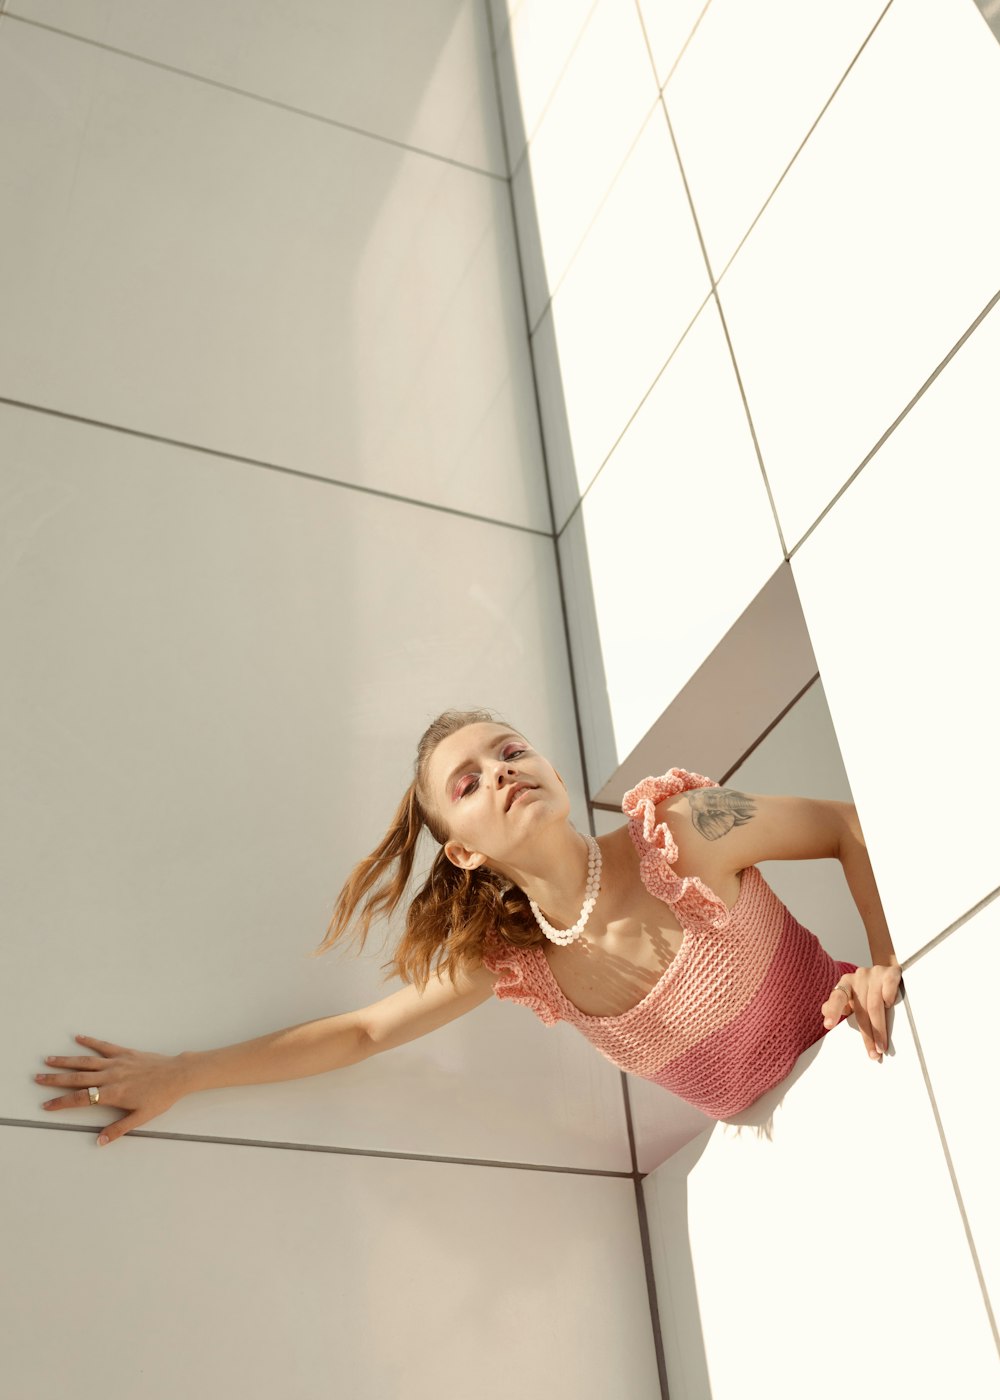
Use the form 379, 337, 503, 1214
8, 0, 506, 174
558, 294, 783, 793
716, 0, 1000, 549
1, 1127, 661, 1399
636, 0, 709, 89
665, 0, 888, 278
534, 102, 711, 531
643, 1002, 1000, 1400
0, 20, 549, 531
507, 0, 658, 329
0, 404, 644, 1174
791, 297, 1000, 965
903, 899, 1000, 1320
494, 0, 597, 175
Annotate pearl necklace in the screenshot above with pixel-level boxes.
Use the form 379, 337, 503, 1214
529, 834, 602, 946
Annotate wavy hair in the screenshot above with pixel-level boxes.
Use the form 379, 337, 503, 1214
310, 708, 545, 991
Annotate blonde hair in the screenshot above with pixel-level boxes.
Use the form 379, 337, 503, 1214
311, 709, 545, 991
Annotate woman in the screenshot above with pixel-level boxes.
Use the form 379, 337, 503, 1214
35, 709, 902, 1145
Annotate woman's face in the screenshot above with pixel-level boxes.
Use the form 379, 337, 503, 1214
426, 721, 568, 871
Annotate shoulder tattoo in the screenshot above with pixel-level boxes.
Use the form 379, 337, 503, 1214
684, 787, 757, 842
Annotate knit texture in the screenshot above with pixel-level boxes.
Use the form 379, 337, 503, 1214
481, 768, 857, 1119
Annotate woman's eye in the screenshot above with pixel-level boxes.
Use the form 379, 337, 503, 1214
458, 748, 527, 797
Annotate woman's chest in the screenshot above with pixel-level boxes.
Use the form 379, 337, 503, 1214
541, 866, 741, 1019
537, 823, 739, 1024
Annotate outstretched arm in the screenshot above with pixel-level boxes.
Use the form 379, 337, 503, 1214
38, 962, 498, 1148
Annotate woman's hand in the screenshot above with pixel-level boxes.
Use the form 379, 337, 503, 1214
35, 1034, 188, 1147
821, 964, 903, 1062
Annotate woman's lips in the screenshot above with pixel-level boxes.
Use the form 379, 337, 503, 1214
508, 786, 536, 810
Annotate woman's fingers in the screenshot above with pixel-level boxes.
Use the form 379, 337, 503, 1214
853, 965, 902, 1058
38, 1073, 110, 1111
852, 999, 881, 1059
821, 975, 882, 1060
36, 1034, 125, 1111
38, 1070, 106, 1090
848, 967, 895, 1059
866, 988, 889, 1057
35, 1041, 185, 1147
867, 966, 902, 1057
97, 1111, 151, 1147
42, 1089, 104, 1111
822, 983, 853, 1028
40, 1055, 106, 1071
37, 1056, 110, 1111
74, 1033, 127, 1057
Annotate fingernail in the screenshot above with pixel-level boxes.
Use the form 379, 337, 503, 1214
97, 1135, 108, 1146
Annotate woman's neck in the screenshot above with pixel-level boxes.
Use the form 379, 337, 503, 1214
508, 827, 618, 932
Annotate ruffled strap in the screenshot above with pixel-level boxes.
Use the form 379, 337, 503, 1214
480, 927, 561, 1027
622, 769, 732, 933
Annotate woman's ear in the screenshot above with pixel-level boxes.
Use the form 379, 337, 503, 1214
444, 840, 488, 871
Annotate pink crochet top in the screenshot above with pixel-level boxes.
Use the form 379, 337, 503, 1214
481, 768, 858, 1119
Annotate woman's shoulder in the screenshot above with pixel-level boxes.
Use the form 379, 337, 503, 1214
621, 769, 722, 862
622, 768, 720, 824
614, 777, 740, 928
478, 926, 561, 1025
